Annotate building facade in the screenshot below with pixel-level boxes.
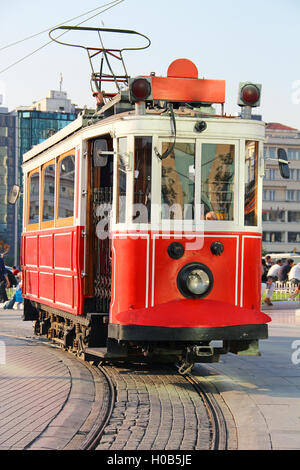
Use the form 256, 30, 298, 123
0, 90, 80, 264
0, 106, 16, 263
262, 122, 300, 254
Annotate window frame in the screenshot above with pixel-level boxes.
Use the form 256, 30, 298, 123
244, 140, 259, 227
160, 139, 197, 223
55, 149, 75, 227
27, 167, 40, 231
198, 139, 239, 226
41, 159, 56, 229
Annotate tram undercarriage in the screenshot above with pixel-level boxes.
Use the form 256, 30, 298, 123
24, 298, 266, 374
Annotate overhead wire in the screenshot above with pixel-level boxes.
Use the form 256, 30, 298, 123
0, 1, 122, 52
0, 0, 125, 75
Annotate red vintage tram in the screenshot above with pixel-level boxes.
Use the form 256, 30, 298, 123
19, 28, 288, 373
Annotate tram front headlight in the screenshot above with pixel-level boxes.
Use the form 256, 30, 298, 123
177, 263, 213, 299
186, 269, 210, 295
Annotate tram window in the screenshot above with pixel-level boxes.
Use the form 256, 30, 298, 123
116, 137, 127, 223
42, 162, 55, 224
133, 137, 152, 223
28, 170, 40, 226
201, 144, 234, 221
244, 141, 258, 226
161, 142, 195, 220
57, 153, 75, 220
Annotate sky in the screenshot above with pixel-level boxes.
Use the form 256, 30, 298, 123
0, 0, 300, 129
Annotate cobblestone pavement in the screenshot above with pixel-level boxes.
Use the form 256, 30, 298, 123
0, 310, 103, 450
96, 364, 237, 451
2, 304, 300, 451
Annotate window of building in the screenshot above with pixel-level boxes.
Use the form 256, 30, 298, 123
269, 190, 276, 201
133, 137, 152, 223
0, 127, 8, 137
263, 147, 275, 159
162, 142, 196, 220
263, 210, 285, 222
262, 231, 284, 242
288, 149, 300, 160
288, 232, 300, 243
57, 151, 75, 224
286, 190, 295, 201
263, 190, 274, 201
201, 143, 234, 221
288, 211, 300, 222
269, 147, 275, 158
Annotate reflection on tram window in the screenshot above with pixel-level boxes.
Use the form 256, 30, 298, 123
161, 142, 195, 220
116, 137, 127, 223
58, 154, 75, 219
244, 141, 258, 226
201, 144, 234, 221
43, 164, 55, 221
133, 136, 152, 223
28, 171, 39, 225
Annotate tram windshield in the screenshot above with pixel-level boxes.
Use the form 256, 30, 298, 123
201, 144, 234, 221
161, 142, 195, 220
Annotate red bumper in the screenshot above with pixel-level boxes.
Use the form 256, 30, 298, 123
114, 298, 271, 328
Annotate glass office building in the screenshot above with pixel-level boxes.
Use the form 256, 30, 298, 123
0, 108, 16, 263
17, 110, 77, 181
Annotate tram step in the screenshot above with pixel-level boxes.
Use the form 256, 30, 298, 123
84, 346, 127, 360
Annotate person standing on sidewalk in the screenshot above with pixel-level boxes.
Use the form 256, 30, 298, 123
0, 255, 10, 303
264, 259, 283, 306
288, 263, 300, 299
3, 273, 22, 310
278, 259, 294, 282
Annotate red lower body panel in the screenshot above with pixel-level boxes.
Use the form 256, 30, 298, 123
21, 226, 84, 315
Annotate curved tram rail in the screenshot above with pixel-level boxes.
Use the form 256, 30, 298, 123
183, 371, 228, 450
79, 365, 116, 450
79, 362, 234, 451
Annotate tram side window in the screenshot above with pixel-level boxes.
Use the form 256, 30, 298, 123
133, 137, 152, 223
116, 137, 127, 223
244, 141, 258, 226
28, 170, 40, 226
161, 142, 195, 220
58, 153, 75, 219
201, 144, 234, 221
42, 163, 55, 223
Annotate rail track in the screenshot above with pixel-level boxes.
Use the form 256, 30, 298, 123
79, 362, 235, 451
0, 318, 235, 450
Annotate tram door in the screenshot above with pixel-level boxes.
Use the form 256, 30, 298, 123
89, 136, 113, 313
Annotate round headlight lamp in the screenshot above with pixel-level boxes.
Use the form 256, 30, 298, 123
177, 263, 213, 298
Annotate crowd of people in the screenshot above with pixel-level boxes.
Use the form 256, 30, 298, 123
262, 255, 300, 306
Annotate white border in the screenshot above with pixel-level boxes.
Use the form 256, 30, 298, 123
151, 233, 239, 307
